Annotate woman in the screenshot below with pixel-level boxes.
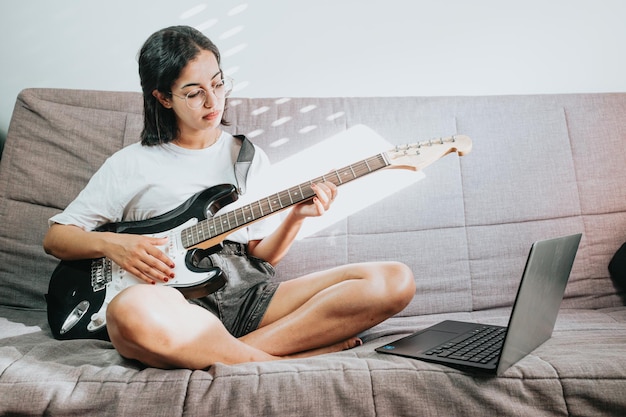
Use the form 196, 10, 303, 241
43, 25, 415, 369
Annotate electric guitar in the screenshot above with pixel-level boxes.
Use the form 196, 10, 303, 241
46, 135, 472, 340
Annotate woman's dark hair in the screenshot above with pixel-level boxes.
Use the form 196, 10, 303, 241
138, 25, 228, 146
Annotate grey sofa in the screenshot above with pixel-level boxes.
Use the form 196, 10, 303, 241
1, 88, 625, 416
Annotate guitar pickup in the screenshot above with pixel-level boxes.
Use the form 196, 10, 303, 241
90, 258, 112, 292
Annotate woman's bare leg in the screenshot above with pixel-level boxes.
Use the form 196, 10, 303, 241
106, 285, 278, 369
239, 261, 415, 356
106, 261, 414, 368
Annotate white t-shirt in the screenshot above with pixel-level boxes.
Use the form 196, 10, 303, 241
49, 132, 280, 243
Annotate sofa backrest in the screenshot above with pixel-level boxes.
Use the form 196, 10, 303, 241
1, 89, 624, 314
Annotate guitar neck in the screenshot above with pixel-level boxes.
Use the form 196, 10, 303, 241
180, 152, 390, 248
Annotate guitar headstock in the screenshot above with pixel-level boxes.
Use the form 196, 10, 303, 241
384, 135, 472, 171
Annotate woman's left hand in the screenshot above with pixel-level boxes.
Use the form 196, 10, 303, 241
292, 181, 338, 218
249, 181, 338, 264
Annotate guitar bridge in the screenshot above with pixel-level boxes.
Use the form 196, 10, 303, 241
91, 258, 112, 292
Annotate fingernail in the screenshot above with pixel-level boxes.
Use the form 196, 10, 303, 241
163, 277, 169, 283
151, 281, 156, 285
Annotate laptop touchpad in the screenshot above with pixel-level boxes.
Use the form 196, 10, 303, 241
396, 330, 456, 352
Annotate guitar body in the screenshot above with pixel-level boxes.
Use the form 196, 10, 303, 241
46, 184, 237, 340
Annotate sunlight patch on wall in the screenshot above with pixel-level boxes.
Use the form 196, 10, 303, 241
240, 99, 346, 152
247, 129, 264, 138
299, 125, 317, 134
223, 43, 248, 57
180, 4, 207, 20
195, 18, 218, 31
251, 106, 270, 116
326, 111, 345, 121
271, 117, 292, 127
269, 138, 290, 147
227, 4, 248, 16
219, 25, 244, 40
300, 105, 317, 113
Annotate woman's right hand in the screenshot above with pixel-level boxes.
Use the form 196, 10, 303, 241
105, 233, 175, 285
44, 224, 175, 285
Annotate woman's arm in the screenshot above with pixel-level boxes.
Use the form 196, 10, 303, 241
43, 223, 174, 284
247, 182, 337, 265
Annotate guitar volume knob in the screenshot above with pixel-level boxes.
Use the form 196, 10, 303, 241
90, 313, 105, 327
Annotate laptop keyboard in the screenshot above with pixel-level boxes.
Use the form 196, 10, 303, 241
424, 326, 506, 364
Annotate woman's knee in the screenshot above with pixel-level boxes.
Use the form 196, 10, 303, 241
106, 285, 185, 353
378, 261, 416, 311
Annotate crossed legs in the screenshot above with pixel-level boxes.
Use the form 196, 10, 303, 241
106, 261, 415, 369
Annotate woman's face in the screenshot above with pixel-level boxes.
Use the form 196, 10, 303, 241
167, 50, 225, 141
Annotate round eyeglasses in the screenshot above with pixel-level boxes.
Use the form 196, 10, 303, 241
170, 77, 234, 109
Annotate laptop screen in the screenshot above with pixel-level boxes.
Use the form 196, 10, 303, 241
497, 233, 581, 374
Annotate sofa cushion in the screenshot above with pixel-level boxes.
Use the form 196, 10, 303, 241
0, 89, 142, 308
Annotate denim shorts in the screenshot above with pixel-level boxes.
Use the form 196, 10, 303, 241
189, 241, 279, 338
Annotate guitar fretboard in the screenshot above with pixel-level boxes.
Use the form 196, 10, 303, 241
180, 153, 389, 248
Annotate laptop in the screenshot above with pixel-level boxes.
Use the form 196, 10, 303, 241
376, 233, 582, 375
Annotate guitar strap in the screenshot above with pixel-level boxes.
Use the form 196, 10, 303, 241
233, 134, 255, 195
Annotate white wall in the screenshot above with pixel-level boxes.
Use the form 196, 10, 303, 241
1, 0, 625, 142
